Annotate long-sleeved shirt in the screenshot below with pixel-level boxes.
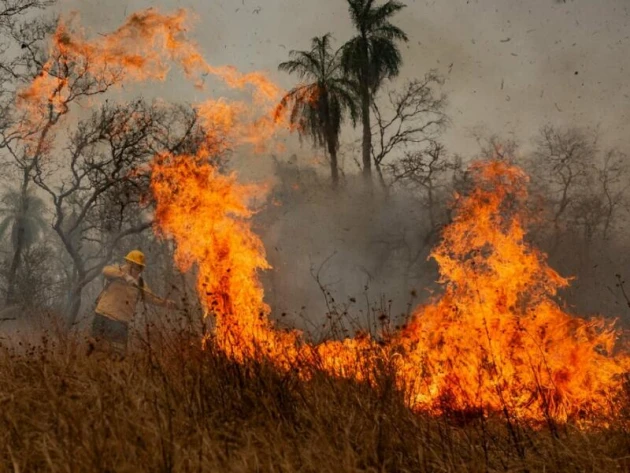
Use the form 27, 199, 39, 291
95, 265, 168, 323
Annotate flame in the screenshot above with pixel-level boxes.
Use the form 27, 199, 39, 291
392, 161, 630, 422
15, 8, 287, 146
151, 151, 630, 423
151, 153, 300, 365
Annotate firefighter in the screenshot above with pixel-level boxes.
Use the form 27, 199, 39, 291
89, 249, 177, 357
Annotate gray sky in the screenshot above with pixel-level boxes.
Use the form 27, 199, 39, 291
58, 0, 630, 162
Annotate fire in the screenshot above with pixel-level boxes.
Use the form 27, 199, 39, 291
17, 7, 630, 425
151, 153, 301, 365
392, 161, 630, 422
16, 8, 286, 142
152, 152, 630, 423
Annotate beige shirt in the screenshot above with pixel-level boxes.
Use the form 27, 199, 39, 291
95, 265, 167, 323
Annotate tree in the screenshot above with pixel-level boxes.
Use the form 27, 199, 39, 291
530, 126, 630, 245
530, 125, 597, 248
0, 11, 119, 310
388, 141, 460, 228
371, 72, 447, 187
32, 101, 206, 326
0, 3, 55, 306
341, 0, 408, 180
0, 186, 48, 303
277, 34, 357, 188
0, 187, 47, 250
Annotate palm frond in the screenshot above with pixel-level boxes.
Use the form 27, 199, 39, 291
341, 0, 407, 91
369, 1, 407, 28
340, 36, 366, 78
278, 33, 359, 155
0, 187, 48, 249
374, 23, 408, 42
278, 51, 320, 80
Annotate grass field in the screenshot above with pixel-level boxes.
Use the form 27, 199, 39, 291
0, 316, 629, 473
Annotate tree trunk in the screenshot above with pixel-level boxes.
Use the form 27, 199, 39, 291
65, 284, 83, 329
361, 83, 372, 180
321, 89, 339, 189
375, 163, 388, 192
5, 227, 24, 306
5, 170, 31, 306
327, 133, 339, 188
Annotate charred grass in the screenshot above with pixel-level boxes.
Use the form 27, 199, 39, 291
0, 325, 629, 472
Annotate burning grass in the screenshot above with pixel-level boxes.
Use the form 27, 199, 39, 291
153, 157, 630, 425
0, 325, 629, 473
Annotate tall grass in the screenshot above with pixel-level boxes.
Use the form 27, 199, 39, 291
0, 315, 629, 472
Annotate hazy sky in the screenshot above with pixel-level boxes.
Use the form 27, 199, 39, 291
49, 0, 630, 318
58, 0, 630, 162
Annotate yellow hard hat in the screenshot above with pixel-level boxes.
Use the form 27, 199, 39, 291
124, 250, 145, 267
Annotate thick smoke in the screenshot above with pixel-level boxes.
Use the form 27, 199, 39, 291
255, 156, 449, 335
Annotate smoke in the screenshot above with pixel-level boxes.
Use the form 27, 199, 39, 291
58, 0, 630, 156
255, 157, 447, 334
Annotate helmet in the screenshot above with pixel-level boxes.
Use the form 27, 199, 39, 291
124, 250, 145, 267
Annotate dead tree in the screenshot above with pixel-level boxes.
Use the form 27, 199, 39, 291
32, 101, 206, 327
388, 141, 458, 229
0, 12, 122, 306
386, 141, 461, 290
371, 71, 448, 188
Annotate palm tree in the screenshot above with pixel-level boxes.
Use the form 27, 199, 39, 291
0, 187, 48, 305
341, 0, 408, 180
277, 34, 357, 188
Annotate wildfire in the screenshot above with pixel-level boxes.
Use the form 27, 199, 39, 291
18, 7, 630, 425
392, 161, 630, 422
152, 149, 630, 423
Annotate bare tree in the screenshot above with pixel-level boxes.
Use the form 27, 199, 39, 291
32, 101, 207, 327
472, 132, 520, 161
0, 12, 126, 306
386, 141, 462, 291
388, 141, 459, 229
0, 0, 54, 88
596, 149, 630, 240
371, 71, 448, 187
529, 125, 602, 250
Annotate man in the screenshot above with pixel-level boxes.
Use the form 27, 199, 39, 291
89, 249, 177, 357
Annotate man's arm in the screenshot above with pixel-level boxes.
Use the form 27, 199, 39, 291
102, 265, 126, 280
139, 283, 177, 309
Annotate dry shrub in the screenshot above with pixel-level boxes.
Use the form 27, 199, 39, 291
0, 321, 629, 472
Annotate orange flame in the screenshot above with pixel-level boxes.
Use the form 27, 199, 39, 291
15, 8, 287, 148
151, 153, 630, 423
393, 161, 630, 422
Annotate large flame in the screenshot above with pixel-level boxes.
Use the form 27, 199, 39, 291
151, 153, 630, 423
18, 7, 630, 425
392, 161, 630, 422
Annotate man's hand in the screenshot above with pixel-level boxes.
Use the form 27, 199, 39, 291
123, 274, 137, 285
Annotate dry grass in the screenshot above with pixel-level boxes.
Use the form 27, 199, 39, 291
0, 319, 629, 473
